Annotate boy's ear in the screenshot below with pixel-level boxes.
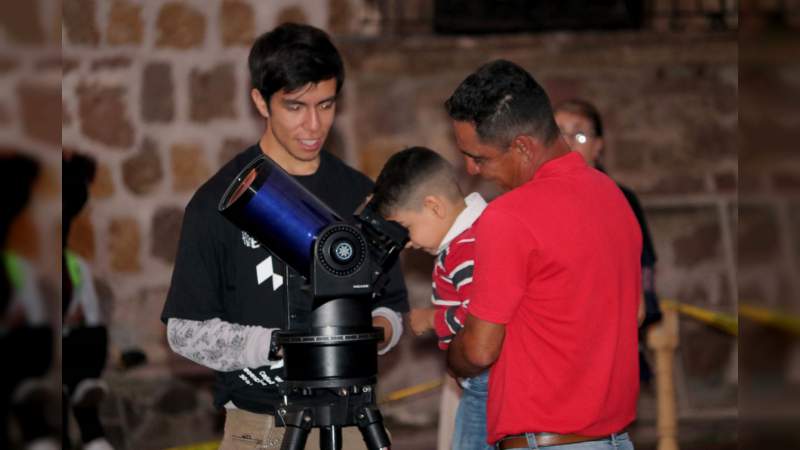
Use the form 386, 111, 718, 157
250, 88, 270, 119
423, 195, 446, 218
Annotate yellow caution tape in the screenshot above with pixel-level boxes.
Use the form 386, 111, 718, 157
165, 441, 220, 450
739, 303, 800, 336
380, 378, 443, 404
660, 299, 738, 336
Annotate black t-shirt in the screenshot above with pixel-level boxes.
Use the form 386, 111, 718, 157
161, 145, 409, 412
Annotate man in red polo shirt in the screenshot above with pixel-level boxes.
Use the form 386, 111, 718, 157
444, 60, 641, 450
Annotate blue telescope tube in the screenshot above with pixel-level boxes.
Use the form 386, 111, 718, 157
218, 155, 340, 277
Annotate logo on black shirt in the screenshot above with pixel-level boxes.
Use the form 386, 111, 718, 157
241, 231, 260, 249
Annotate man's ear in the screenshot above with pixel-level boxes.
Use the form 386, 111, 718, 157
423, 195, 446, 218
250, 88, 270, 119
512, 135, 538, 161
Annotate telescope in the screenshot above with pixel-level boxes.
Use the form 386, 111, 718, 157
218, 155, 408, 450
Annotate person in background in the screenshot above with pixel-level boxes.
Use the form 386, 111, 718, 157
370, 147, 491, 450
63, 151, 114, 450
0, 153, 59, 450
161, 23, 408, 450
554, 99, 662, 383
444, 60, 641, 450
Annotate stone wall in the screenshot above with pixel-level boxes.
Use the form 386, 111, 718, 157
0, 0, 765, 447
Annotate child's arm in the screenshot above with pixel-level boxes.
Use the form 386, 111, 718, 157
409, 307, 436, 336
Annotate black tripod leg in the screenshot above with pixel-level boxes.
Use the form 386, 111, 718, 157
355, 405, 391, 450
280, 409, 313, 450
319, 424, 342, 450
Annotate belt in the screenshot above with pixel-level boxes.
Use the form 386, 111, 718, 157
498, 430, 625, 449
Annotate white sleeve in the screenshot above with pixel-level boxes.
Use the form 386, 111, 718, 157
372, 306, 403, 355
166, 317, 277, 371
15, 258, 47, 326
74, 257, 103, 326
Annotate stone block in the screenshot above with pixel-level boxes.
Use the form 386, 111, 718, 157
641, 174, 706, 195
63, 0, 99, 46
0, 1, 45, 44
171, 142, 211, 192
111, 285, 171, 364
790, 202, 800, 266
141, 62, 175, 123
154, 381, 197, 415
714, 171, 737, 193
156, 2, 205, 49
108, 217, 141, 272
67, 209, 95, 261
107, 0, 143, 45
609, 138, 646, 172
63, 59, 80, 74
0, 102, 10, 125
0, 57, 19, 73
220, 0, 254, 47
680, 319, 734, 378
77, 83, 135, 149
34, 57, 65, 72
189, 64, 236, 123
90, 162, 115, 199
151, 206, 183, 264
90, 56, 132, 71
354, 79, 417, 140
772, 171, 800, 193
218, 138, 250, 166
328, 0, 353, 34
276, 5, 308, 26
673, 221, 722, 268
738, 204, 780, 267
17, 83, 61, 146
122, 138, 163, 196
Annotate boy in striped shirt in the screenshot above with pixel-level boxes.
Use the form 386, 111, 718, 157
371, 146, 491, 450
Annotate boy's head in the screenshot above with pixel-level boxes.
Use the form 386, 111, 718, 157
371, 147, 464, 255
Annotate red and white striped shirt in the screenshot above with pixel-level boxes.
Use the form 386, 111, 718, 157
431, 193, 487, 350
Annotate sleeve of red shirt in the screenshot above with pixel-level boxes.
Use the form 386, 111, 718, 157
433, 307, 451, 350
468, 207, 535, 325
432, 235, 475, 349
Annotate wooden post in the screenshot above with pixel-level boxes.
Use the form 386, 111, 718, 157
646, 307, 680, 450
437, 375, 461, 450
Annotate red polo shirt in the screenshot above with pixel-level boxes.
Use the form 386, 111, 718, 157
469, 152, 641, 444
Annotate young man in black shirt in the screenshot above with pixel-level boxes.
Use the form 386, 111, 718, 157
161, 23, 408, 449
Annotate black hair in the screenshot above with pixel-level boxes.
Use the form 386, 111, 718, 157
554, 98, 604, 137
0, 152, 40, 229
63, 152, 96, 227
444, 59, 560, 148
371, 147, 462, 218
248, 23, 344, 103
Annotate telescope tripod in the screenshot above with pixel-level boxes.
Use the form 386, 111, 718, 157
276, 382, 390, 450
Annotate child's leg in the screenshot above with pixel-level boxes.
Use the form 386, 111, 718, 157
452, 372, 491, 450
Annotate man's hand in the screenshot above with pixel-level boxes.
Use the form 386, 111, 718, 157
409, 307, 436, 336
373, 315, 392, 352
447, 313, 505, 378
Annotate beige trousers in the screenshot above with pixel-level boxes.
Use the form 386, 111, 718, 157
219, 408, 378, 450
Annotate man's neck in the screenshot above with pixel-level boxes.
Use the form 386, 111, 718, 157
258, 133, 321, 176
530, 139, 571, 176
